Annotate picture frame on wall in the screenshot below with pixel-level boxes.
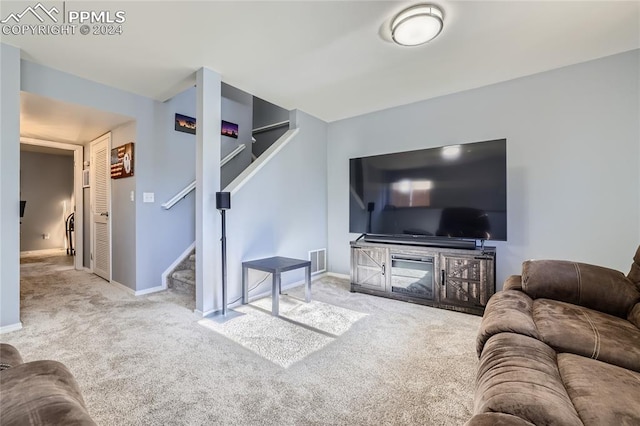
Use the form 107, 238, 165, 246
175, 113, 196, 134
221, 120, 239, 139
110, 142, 135, 179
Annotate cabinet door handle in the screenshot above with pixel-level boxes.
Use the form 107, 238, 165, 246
381, 263, 386, 276
441, 270, 446, 286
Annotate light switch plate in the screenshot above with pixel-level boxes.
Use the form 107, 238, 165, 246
143, 192, 154, 203
130, 191, 135, 202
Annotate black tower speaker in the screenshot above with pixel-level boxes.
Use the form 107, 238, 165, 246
216, 192, 231, 210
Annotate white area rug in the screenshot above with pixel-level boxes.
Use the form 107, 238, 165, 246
199, 296, 368, 368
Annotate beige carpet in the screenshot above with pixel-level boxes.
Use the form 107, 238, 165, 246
2, 252, 481, 425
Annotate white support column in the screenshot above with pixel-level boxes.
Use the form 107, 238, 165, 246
0, 43, 22, 332
195, 68, 222, 315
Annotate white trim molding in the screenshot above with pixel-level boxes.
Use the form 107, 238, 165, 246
252, 120, 289, 134
220, 144, 246, 167
0, 322, 23, 334
225, 128, 299, 194
110, 280, 135, 295
327, 272, 350, 280
111, 280, 167, 296
161, 242, 195, 288
162, 181, 196, 210
162, 144, 246, 210
134, 285, 166, 296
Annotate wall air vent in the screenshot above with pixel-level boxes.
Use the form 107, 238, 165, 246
308, 248, 327, 275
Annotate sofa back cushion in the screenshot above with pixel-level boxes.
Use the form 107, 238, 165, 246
533, 299, 640, 373
522, 259, 640, 318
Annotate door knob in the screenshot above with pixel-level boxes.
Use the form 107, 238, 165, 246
100, 212, 109, 217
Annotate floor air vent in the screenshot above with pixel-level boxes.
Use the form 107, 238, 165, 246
308, 248, 326, 275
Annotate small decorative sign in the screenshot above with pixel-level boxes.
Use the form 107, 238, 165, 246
175, 113, 196, 134
111, 142, 134, 179
221, 120, 239, 138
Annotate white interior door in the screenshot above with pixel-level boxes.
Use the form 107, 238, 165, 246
90, 133, 111, 281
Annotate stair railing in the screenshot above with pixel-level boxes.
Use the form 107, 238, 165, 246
162, 143, 247, 210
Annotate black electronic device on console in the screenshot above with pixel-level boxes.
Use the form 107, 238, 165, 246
349, 139, 507, 248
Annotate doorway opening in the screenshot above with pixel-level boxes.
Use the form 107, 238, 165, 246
20, 138, 84, 271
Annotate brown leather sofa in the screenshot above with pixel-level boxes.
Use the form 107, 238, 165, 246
466, 247, 640, 425
0, 343, 96, 425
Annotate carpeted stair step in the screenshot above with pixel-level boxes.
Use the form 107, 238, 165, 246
170, 269, 195, 295
187, 254, 195, 271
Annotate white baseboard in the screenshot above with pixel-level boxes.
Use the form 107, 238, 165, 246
20, 248, 65, 256
83, 267, 93, 273
194, 308, 217, 318
327, 272, 350, 280
111, 280, 166, 297
110, 280, 135, 295
0, 322, 23, 334
161, 242, 195, 289
135, 285, 165, 296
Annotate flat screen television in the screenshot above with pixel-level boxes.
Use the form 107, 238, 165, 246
349, 139, 507, 242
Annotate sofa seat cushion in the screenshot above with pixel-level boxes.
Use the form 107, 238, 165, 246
475, 333, 583, 426
0, 360, 96, 426
558, 353, 640, 425
533, 299, 640, 373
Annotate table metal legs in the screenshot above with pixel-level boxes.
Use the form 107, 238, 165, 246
272, 273, 281, 316
241, 263, 311, 317
305, 266, 311, 303
242, 266, 248, 305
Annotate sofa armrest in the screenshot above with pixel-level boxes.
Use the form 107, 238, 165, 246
522, 259, 640, 318
476, 290, 539, 357
503, 275, 522, 291
0, 360, 96, 425
0, 344, 23, 370
465, 413, 535, 426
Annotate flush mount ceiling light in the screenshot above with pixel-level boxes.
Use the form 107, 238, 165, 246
391, 4, 444, 47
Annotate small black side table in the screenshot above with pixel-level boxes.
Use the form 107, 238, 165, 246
241, 256, 311, 316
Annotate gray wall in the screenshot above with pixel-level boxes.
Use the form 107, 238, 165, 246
221, 84, 253, 189
0, 43, 21, 330
253, 96, 289, 128
20, 151, 74, 251
223, 110, 328, 308
252, 97, 289, 158
151, 86, 197, 285
327, 50, 640, 289
111, 122, 137, 286
20, 60, 154, 292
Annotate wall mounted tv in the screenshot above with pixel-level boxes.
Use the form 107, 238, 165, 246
349, 139, 507, 243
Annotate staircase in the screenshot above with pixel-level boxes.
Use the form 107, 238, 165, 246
168, 250, 195, 297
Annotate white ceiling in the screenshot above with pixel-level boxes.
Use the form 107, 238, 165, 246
20, 92, 133, 144
3, 1, 639, 122
20, 143, 73, 156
